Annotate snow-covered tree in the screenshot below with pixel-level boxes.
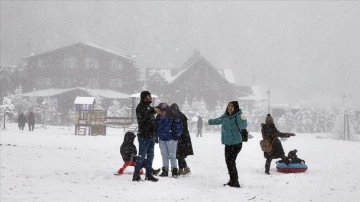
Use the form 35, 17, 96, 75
39, 97, 60, 128
1, 97, 15, 128
107, 99, 129, 117
278, 110, 296, 133
247, 106, 267, 132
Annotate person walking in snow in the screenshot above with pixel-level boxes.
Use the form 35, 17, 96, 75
261, 114, 295, 175
208, 101, 248, 188
27, 111, 35, 131
196, 115, 203, 137
132, 91, 160, 182
170, 103, 194, 176
155, 102, 183, 178
17, 112, 26, 130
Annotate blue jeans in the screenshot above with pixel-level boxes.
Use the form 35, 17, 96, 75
134, 136, 155, 177
159, 140, 178, 169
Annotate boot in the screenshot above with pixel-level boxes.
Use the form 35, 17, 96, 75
183, 167, 191, 175
152, 168, 161, 176
178, 169, 184, 175
265, 161, 270, 175
145, 175, 159, 182
227, 171, 240, 187
159, 167, 168, 177
172, 168, 179, 178
226, 180, 241, 188
132, 175, 141, 182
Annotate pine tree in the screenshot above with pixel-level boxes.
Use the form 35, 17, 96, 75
278, 110, 296, 133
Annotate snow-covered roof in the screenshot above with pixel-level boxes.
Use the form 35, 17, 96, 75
79, 88, 129, 99
218, 68, 236, 84
74, 97, 95, 105
21, 87, 130, 99
24, 42, 136, 62
21, 88, 76, 97
237, 85, 267, 101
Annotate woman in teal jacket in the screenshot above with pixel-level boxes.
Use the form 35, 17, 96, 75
208, 101, 248, 188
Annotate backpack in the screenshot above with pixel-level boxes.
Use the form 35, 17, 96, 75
260, 139, 272, 152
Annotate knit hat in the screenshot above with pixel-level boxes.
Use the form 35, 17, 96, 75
288, 149, 298, 159
140, 91, 151, 101
265, 114, 274, 125
155, 102, 169, 111
170, 103, 179, 112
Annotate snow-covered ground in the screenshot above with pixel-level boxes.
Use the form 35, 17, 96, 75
1, 123, 360, 202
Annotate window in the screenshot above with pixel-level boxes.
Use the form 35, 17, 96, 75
45, 78, 52, 87
61, 78, 72, 87
110, 60, 123, 70
64, 57, 77, 69
37, 59, 45, 69
109, 78, 123, 88
85, 57, 98, 69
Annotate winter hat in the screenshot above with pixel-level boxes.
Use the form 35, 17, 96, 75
155, 102, 169, 111
265, 114, 274, 125
288, 149, 298, 159
140, 91, 151, 101
170, 103, 179, 112
124, 131, 136, 143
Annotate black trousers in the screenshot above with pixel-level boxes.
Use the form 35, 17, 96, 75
225, 143, 242, 181
178, 157, 187, 169
265, 154, 287, 172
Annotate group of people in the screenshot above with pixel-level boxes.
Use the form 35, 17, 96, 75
17, 111, 36, 131
120, 90, 295, 188
128, 91, 194, 182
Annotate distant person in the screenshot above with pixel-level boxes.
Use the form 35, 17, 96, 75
27, 111, 35, 131
170, 103, 194, 175
155, 102, 183, 178
17, 112, 26, 130
196, 115, 203, 137
208, 101, 248, 188
132, 91, 160, 182
260, 114, 295, 175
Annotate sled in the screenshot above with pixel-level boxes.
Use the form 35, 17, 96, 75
276, 162, 308, 173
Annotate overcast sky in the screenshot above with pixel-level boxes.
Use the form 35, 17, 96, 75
1, 1, 359, 108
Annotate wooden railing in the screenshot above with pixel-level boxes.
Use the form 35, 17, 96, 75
105, 117, 133, 126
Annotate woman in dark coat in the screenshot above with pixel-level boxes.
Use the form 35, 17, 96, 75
261, 114, 295, 174
17, 112, 26, 130
170, 103, 194, 175
27, 111, 35, 131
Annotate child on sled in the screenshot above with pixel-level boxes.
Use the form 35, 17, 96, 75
117, 131, 160, 175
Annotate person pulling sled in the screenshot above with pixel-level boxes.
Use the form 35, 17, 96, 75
260, 114, 295, 175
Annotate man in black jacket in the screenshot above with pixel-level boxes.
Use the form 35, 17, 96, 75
133, 91, 160, 182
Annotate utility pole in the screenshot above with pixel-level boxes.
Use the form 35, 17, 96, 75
344, 110, 350, 141
267, 90, 271, 114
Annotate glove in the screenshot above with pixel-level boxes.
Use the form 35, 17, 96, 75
289, 133, 296, 137
241, 129, 248, 136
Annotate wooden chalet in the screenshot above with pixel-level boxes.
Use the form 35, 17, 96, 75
23, 42, 139, 93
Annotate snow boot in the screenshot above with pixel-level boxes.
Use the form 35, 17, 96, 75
178, 169, 184, 175
183, 167, 191, 175
172, 168, 179, 178
159, 167, 169, 177
226, 180, 241, 188
145, 175, 159, 182
152, 168, 161, 176
132, 175, 141, 182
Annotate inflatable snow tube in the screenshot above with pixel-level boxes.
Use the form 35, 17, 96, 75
276, 163, 308, 173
